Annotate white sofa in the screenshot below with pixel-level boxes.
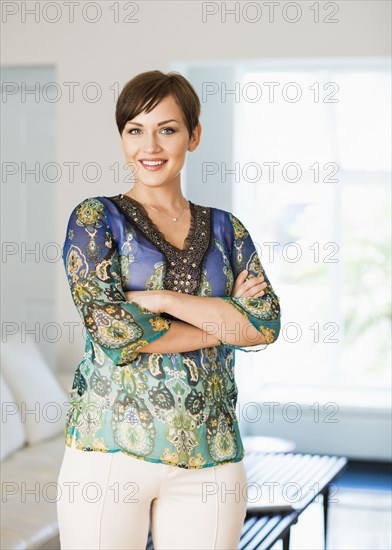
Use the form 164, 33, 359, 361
1, 335, 73, 550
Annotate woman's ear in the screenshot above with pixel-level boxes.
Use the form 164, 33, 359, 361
188, 122, 202, 152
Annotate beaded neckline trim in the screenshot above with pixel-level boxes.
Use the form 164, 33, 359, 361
106, 194, 212, 295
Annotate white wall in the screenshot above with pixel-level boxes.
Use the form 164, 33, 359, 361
1, 0, 390, 372
1, 67, 56, 367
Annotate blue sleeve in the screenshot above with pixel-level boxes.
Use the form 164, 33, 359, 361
217, 212, 281, 352
62, 197, 171, 366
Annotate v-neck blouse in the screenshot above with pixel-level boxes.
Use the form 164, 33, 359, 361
62, 195, 281, 469
109, 194, 212, 299
118, 193, 197, 253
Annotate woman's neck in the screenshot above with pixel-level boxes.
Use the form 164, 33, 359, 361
126, 185, 187, 211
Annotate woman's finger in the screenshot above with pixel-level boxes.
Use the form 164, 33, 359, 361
253, 290, 265, 297
241, 280, 268, 297
240, 277, 265, 293
247, 286, 266, 297
232, 270, 249, 296
234, 270, 248, 285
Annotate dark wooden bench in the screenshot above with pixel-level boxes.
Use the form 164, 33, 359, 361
145, 451, 348, 550
239, 451, 348, 549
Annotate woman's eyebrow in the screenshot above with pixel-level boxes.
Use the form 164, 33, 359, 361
126, 119, 179, 127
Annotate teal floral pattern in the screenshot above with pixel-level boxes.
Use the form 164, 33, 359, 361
63, 198, 171, 367
218, 213, 281, 349
62, 195, 281, 469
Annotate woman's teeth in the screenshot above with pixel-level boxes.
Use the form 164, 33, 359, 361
141, 160, 166, 166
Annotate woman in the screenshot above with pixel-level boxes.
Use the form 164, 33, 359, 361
56, 70, 281, 550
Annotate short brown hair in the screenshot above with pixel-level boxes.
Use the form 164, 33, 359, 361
115, 70, 201, 139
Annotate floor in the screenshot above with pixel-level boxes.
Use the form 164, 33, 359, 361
271, 460, 392, 550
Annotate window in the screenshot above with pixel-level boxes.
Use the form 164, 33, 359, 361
232, 59, 391, 390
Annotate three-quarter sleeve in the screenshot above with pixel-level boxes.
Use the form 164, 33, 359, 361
217, 212, 281, 352
62, 197, 171, 366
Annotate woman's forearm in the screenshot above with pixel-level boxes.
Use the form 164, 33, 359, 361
137, 319, 221, 354
162, 292, 267, 347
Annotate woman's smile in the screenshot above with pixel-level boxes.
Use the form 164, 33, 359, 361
138, 158, 168, 171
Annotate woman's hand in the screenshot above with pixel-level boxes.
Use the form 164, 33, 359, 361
124, 290, 169, 314
232, 270, 267, 298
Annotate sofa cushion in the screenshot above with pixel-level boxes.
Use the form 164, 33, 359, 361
1, 434, 65, 550
1, 335, 69, 445
0, 374, 26, 462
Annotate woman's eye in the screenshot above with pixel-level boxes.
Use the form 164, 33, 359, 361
127, 127, 176, 135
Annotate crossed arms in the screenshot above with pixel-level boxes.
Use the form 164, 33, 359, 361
125, 270, 270, 354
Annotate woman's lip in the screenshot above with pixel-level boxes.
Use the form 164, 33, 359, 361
138, 159, 168, 171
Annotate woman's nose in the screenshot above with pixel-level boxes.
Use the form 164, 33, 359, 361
142, 132, 161, 152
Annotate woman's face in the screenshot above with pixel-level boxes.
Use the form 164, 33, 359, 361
120, 94, 201, 189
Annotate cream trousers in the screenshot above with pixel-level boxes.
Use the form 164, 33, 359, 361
56, 444, 249, 550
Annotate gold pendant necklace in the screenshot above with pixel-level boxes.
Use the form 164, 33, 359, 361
129, 192, 187, 222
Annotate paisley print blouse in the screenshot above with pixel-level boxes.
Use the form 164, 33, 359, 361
62, 194, 281, 469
